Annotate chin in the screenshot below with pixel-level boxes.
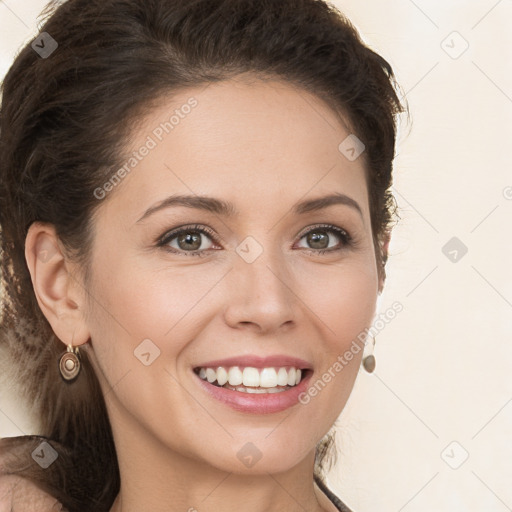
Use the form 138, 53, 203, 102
198, 437, 314, 476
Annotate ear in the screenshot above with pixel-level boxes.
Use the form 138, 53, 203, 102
378, 230, 391, 294
24, 221, 90, 348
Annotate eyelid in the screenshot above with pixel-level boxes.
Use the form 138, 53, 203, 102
294, 223, 350, 242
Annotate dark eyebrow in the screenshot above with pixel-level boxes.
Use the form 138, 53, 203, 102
294, 193, 363, 218
136, 192, 363, 223
136, 195, 237, 223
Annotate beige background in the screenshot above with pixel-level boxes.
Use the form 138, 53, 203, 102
1, 1, 511, 511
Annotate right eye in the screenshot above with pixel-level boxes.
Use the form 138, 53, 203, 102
157, 224, 221, 257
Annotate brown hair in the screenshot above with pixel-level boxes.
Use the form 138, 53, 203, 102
0, 0, 406, 509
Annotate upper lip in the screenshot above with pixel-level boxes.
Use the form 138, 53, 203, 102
194, 354, 313, 370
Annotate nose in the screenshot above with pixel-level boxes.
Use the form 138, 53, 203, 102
222, 242, 297, 334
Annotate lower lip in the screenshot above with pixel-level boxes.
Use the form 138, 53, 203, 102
194, 371, 312, 414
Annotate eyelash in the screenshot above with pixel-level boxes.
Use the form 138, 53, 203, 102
156, 223, 354, 258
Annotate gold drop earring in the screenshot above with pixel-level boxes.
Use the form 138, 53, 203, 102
58, 343, 81, 381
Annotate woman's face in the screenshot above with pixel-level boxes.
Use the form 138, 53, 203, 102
79, 76, 380, 475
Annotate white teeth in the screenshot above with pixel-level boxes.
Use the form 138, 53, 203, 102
216, 367, 228, 386
205, 368, 216, 383
277, 367, 289, 386
196, 365, 305, 389
267, 387, 285, 393
223, 385, 288, 394
242, 386, 265, 394
228, 366, 243, 386
242, 367, 260, 387
260, 368, 277, 388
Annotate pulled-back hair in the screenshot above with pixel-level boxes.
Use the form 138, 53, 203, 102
0, 0, 406, 509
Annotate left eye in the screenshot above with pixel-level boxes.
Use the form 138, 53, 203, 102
296, 225, 349, 252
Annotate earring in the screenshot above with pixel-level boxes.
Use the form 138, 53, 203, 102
362, 336, 376, 373
58, 343, 81, 381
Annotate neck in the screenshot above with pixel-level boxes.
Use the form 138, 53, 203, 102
106, 409, 334, 512
110, 475, 331, 512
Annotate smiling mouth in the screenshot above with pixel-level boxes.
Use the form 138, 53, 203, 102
193, 365, 311, 394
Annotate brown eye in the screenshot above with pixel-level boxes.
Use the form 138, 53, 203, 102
305, 230, 330, 250
176, 231, 203, 251
296, 224, 351, 253
158, 224, 218, 256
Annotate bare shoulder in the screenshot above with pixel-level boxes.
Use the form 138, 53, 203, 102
0, 473, 65, 512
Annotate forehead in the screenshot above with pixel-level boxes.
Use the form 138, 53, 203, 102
97, 76, 369, 222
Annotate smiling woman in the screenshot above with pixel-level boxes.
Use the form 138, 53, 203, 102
0, 0, 406, 511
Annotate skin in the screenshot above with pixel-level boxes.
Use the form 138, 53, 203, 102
25, 75, 386, 512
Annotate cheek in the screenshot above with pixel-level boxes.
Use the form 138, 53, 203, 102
294, 253, 379, 341
83, 252, 224, 383
329, 270, 378, 349
294, 258, 378, 423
